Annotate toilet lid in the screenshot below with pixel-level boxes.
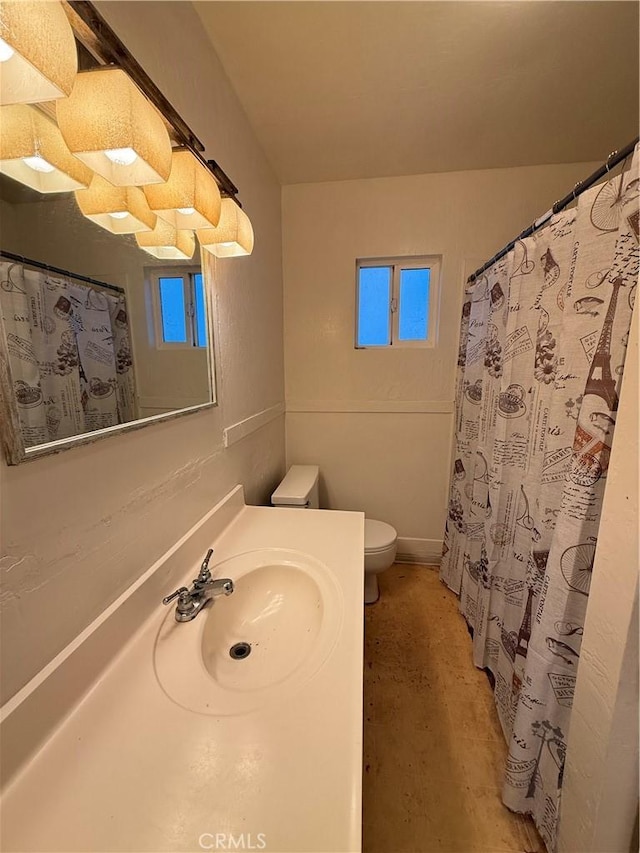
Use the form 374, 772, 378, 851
365, 519, 397, 553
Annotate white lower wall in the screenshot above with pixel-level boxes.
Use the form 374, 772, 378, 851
395, 538, 444, 566
286, 409, 452, 548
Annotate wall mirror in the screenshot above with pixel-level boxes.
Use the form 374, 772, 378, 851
0, 1, 251, 465
0, 185, 216, 464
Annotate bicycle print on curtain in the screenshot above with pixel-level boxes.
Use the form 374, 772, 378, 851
440, 145, 639, 851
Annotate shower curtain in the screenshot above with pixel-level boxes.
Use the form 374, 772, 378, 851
0, 260, 137, 447
440, 145, 639, 851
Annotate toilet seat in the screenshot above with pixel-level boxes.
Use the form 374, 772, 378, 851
365, 519, 397, 554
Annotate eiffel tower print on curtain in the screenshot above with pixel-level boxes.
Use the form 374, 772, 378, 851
571, 275, 626, 487
583, 275, 624, 410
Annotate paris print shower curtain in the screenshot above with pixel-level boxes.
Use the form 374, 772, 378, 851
0, 260, 137, 447
440, 145, 639, 851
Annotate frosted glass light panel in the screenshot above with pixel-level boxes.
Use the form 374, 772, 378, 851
75, 175, 156, 234
135, 219, 195, 260
196, 199, 254, 258
356, 266, 391, 347
57, 68, 172, 187
0, 1, 77, 105
144, 149, 221, 230
398, 267, 430, 341
0, 104, 92, 192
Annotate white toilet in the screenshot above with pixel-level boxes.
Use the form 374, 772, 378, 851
271, 465, 397, 604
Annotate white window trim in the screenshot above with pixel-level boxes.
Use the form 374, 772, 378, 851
148, 265, 204, 350
355, 255, 441, 349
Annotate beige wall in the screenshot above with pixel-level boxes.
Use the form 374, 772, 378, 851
282, 161, 598, 556
0, 1, 285, 704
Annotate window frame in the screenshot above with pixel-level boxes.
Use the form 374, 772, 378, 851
148, 265, 206, 350
355, 255, 441, 349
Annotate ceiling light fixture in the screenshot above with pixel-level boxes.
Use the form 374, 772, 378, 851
75, 174, 157, 234
196, 198, 254, 258
57, 67, 172, 187
135, 218, 195, 260
0, 104, 92, 192
144, 149, 221, 229
0, 1, 77, 105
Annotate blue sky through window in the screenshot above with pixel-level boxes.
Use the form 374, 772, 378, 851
159, 277, 187, 343
358, 266, 391, 346
194, 273, 207, 347
399, 268, 430, 341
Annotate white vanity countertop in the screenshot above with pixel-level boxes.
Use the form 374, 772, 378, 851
0, 504, 364, 853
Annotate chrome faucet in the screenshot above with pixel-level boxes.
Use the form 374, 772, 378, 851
162, 548, 234, 622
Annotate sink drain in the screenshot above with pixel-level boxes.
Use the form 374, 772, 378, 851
229, 642, 252, 660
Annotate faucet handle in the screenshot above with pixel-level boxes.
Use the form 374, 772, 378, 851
162, 586, 190, 605
198, 548, 214, 582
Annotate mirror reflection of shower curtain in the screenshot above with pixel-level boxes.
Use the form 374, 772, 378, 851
441, 145, 639, 852
0, 261, 137, 447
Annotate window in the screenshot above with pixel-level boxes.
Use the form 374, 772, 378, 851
355, 256, 440, 348
149, 266, 207, 348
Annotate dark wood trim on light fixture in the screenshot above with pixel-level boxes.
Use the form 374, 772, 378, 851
207, 160, 241, 205
61, 0, 242, 204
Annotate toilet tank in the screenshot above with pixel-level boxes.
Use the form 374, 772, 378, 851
271, 465, 320, 509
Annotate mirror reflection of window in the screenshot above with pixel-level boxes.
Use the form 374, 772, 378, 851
160, 276, 188, 343
152, 267, 206, 348
194, 273, 207, 348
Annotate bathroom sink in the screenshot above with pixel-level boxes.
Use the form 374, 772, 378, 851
201, 563, 325, 691
153, 548, 343, 715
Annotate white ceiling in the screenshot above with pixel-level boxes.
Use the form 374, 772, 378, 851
194, 1, 639, 185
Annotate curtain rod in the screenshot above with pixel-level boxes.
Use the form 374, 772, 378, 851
467, 137, 639, 284
0, 250, 125, 295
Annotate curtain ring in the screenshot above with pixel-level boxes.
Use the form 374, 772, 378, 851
605, 150, 618, 173
572, 182, 581, 200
